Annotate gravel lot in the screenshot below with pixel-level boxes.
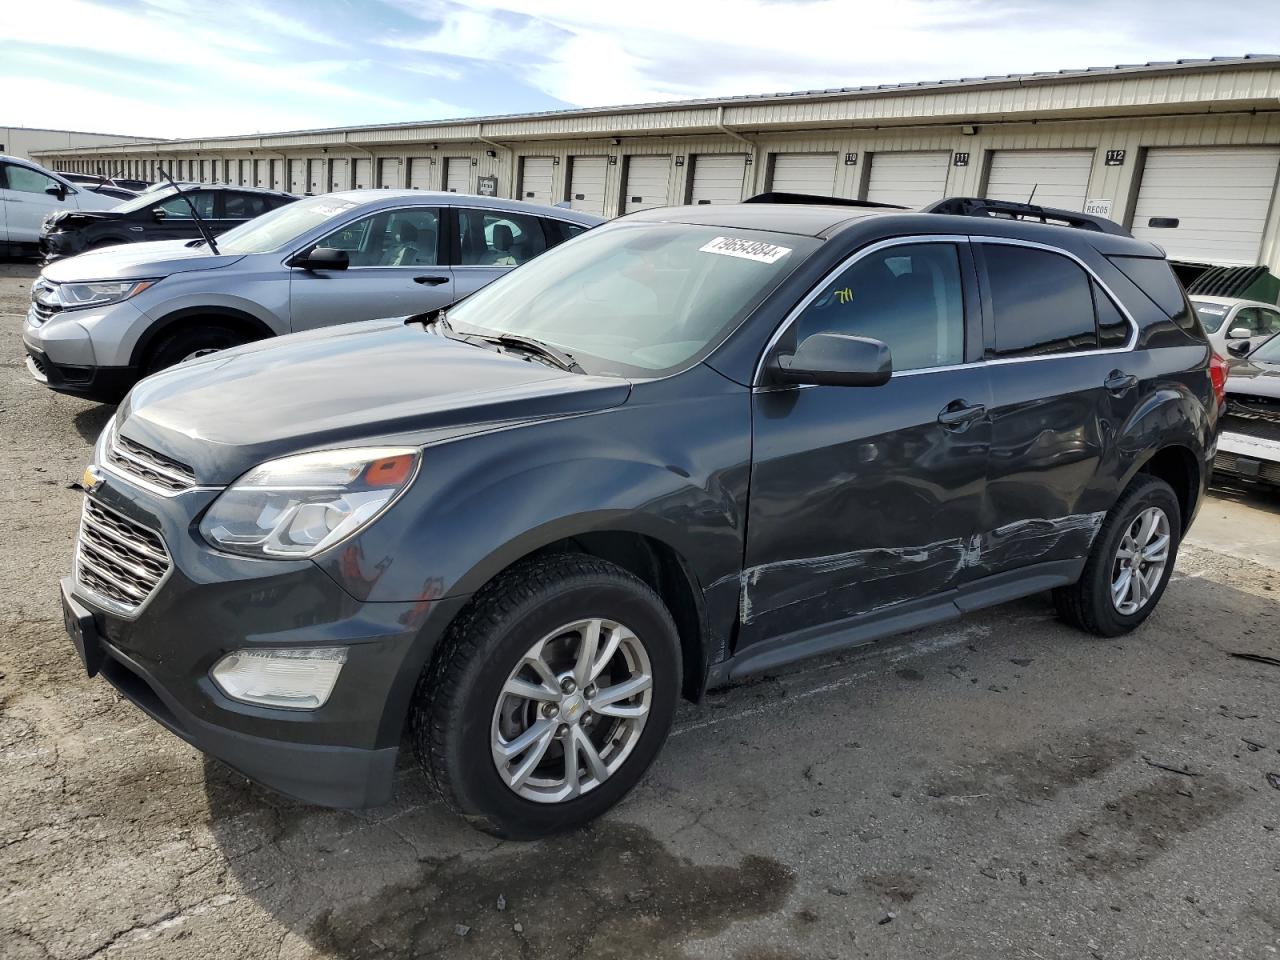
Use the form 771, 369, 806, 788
2, 259, 1278, 960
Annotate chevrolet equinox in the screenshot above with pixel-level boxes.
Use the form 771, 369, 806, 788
61, 196, 1221, 838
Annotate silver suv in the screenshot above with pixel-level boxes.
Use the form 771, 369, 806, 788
23, 191, 603, 402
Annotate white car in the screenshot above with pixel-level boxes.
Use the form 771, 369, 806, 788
1190, 295, 1280, 357
1, 155, 120, 256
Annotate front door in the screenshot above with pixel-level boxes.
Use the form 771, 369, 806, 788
288, 206, 452, 332
741, 239, 990, 649
149, 190, 217, 241
1, 162, 70, 244
970, 240, 1137, 579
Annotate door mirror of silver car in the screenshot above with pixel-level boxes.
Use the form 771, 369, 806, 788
771, 333, 892, 387
1227, 326, 1252, 340
1226, 339, 1252, 357
288, 247, 350, 271
45, 184, 67, 201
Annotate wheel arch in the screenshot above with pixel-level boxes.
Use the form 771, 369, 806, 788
1135, 444, 1202, 534
130, 305, 276, 371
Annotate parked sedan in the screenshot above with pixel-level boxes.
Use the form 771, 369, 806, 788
1190, 295, 1280, 356
1214, 331, 1280, 488
40, 185, 297, 260
24, 191, 603, 401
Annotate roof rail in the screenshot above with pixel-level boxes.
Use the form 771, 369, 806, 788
745, 192, 906, 210
922, 197, 1132, 237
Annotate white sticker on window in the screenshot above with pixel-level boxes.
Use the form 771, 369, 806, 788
698, 236, 792, 264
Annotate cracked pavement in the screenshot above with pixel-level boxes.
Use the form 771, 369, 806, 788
1, 261, 1279, 959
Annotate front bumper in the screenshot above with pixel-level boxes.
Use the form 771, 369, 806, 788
24, 345, 136, 403
23, 299, 148, 403
1213, 431, 1280, 486
39, 232, 84, 261
63, 475, 469, 808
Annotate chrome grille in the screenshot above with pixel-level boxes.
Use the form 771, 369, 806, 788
106, 431, 197, 493
29, 280, 62, 326
76, 499, 172, 614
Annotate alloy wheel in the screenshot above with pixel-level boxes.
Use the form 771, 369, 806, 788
1111, 506, 1171, 615
490, 618, 653, 803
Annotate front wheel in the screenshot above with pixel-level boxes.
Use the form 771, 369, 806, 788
1054, 474, 1181, 636
144, 325, 247, 376
411, 554, 681, 838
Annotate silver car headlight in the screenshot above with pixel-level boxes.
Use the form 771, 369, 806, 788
200, 448, 420, 559
59, 278, 159, 310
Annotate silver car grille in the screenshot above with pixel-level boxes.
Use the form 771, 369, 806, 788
29, 280, 62, 327
106, 431, 198, 494
76, 498, 172, 615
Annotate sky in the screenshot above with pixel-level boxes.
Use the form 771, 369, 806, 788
2, 0, 1276, 140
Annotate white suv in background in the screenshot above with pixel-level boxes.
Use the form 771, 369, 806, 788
1, 155, 120, 255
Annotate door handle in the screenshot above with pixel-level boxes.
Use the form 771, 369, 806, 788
1104, 370, 1137, 395
937, 400, 986, 430
413, 275, 449, 286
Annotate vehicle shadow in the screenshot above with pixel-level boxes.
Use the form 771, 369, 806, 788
1209, 476, 1280, 514
199, 570, 1280, 959
73, 403, 116, 446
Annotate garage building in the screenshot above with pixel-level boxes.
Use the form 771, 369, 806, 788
33, 55, 1280, 276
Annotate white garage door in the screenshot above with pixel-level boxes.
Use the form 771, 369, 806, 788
520, 157, 555, 204
1131, 147, 1280, 266
239, 159, 251, 187
444, 158, 470, 193
568, 156, 608, 214
308, 159, 325, 194
329, 158, 349, 192
270, 159, 283, 190
985, 149, 1093, 211
378, 158, 401, 189
865, 152, 950, 208
254, 159, 267, 187
288, 160, 305, 194
689, 154, 747, 205
623, 155, 671, 213
352, 158, 372, 189
770, 153, 837, 196
408, 158, 432, 190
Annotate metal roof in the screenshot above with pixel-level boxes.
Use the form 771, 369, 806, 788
34, 54, 1280, 151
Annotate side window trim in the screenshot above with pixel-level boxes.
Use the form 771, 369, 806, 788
975, 237, 1139, 363
753, 234, 977, 387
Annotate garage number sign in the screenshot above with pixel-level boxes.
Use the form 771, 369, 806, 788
476, 175, 498, 197
1084, 198, 1114, 217
699, 236, 792, 264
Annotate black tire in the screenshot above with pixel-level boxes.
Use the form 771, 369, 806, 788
144, 325, 246, 376
1054, 474, 1182, 637
411, 553, 681, 839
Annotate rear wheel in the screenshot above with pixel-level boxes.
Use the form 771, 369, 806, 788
144, 325, 247, 376
1054, 474, 1181, 636
411, 554, 681, 838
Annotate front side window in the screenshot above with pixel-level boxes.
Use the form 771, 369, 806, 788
315, 208, 439, 266
458, 209, 548, 267
983, 245, 1097, 358
794, 243, 965, 372
4, 163, 61, 195
1232, 307, 1280, 337
156, 191, 216, 219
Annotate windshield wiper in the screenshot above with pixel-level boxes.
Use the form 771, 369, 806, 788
475, 332, 584, 374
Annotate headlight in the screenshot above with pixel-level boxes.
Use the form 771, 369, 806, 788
199, 447, 420, 559
58, 278, 159, 310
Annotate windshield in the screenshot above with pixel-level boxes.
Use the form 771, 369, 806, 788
446, 222, 818, 377
112, 187, 177, 214
1251, 333, 1280, 363
1192, 300, 1229, 333
213, 195, 360, 255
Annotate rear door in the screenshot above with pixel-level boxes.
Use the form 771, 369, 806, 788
217, 191, 269, 233
970, 239, 1137, 580
741, 238, 990, 650
288, 205, 450, 331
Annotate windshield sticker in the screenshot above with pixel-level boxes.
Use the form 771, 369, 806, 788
1195, 305, 1227, 316
698, 236, 792, 264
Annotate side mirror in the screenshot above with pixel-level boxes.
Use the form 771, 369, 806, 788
771, 333, 892, 387
45, 184, 67, 201
152, 208, 167, 221
1227, 327, 1252, 340
1227, 339, 1252, 357
288, 246, 350, 271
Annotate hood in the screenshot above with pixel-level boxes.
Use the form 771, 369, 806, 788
41, 239, 245, 281
44, 210, 124, 231
117, 321, 632, 483
1225, 356, 1280, 403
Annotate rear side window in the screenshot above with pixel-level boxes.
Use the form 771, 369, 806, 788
982, 245, 1097, 357
223, 193, 268, 218
794, 242, 965, 372
1108, 255, 1196, 331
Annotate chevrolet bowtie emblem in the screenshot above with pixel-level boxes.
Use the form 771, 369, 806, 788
82, 465, 105, 494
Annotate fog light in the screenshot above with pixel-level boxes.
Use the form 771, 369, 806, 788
210, 647, 348, 709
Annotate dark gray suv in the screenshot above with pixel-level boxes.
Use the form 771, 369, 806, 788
60, 197, 1221, 838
